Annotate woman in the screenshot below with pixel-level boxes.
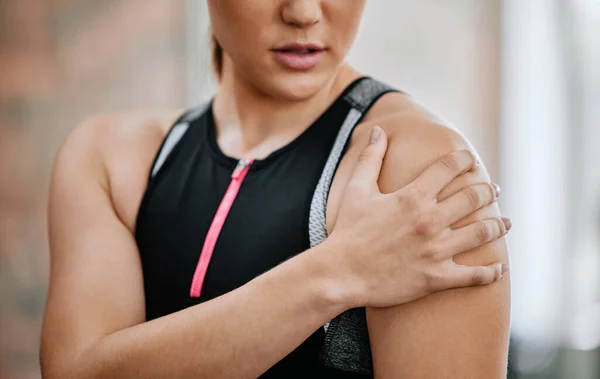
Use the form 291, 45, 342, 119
41, 1, 511, 378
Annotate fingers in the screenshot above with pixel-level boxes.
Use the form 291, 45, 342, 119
435, 182, 500, 226
436, 217, 511, 259
349, 125, 388, 193
407, 150, 478, 198
436, 262, 508, 290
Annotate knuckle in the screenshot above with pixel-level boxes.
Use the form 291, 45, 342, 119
357, 149, 374, 164
413, 214, 435, 236
440, 154, 460, 171
420, 245, 438, 260
465, 187, 482, 208
470, 267, 486, 285
399, 187, 424, 209
475, 223, 491, 243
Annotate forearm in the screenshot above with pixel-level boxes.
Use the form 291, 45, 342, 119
64, 243, 348, 379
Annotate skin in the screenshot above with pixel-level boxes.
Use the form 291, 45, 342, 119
41, 1, 510, 378
330, 101, 511, 378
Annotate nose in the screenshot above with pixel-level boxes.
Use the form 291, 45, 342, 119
281, 0, 322, 28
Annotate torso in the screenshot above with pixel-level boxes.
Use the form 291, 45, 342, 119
99, 77, 418, 377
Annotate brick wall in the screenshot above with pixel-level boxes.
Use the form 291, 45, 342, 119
0, 2, 187, 377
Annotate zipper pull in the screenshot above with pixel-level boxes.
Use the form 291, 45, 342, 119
232, 158, 253, 179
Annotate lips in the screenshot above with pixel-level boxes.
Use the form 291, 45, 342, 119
274, 43, 325, 53
280, 48, 318, 55
272, 43, 327, 70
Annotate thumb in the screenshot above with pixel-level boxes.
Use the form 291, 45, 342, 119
351, 125, 388, 193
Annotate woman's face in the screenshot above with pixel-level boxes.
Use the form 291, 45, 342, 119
208, 0, 366, 100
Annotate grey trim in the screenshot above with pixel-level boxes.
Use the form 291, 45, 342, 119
182, 104, 209, 123
320, 307, 373, 375
308, 108, 361, 333
309, 78, 396, 375
151, 122, 190, 178
309, 107, 374, 375
150, 102, 210, 179
308, 108, 362, 251
344, 78, 394, 113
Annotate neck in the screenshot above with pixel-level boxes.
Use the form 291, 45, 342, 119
211, 57, 361, 160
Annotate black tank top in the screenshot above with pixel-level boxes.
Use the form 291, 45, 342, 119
135, 77, 398, 378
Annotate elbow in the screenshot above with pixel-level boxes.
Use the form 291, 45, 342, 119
40, 339, 65, 379
40, 348, 79, 379
40, 353, 70, 379
40, 341, 104, 379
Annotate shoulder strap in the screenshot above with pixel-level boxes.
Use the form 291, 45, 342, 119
309, 77, 398, 376
308, 77, 397, 250
343, 76, 397, 114
149, 102, 210, 180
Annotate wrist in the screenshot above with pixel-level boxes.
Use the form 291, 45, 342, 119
302, 236, 364, 313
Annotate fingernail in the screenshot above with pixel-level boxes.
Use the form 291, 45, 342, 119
502, 217, 512, 231
497, 264, 509, 280
492, 183, 501, 199
370, 125, 382, 144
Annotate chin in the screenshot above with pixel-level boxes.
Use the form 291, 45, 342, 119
254, 69, 336, 102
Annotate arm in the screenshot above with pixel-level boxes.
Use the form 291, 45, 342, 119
42, 116, 508, 379
366, 115, 510, 379
41, 119, 347, 379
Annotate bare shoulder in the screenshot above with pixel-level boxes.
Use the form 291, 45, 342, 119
350, 95, 509, 379
57, 109, 182, 161
356, 92, 483, 187
53, 109, 183, 230
327, 92, 488, 232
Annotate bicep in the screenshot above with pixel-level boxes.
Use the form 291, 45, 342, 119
41, 128, 145, 374
366, 121, 510, 379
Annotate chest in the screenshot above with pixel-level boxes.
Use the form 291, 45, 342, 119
136, 148, 332, 314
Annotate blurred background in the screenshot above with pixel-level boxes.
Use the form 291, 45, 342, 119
0, 1, 598, 378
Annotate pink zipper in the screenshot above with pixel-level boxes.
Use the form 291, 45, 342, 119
189, 158, 254, 298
